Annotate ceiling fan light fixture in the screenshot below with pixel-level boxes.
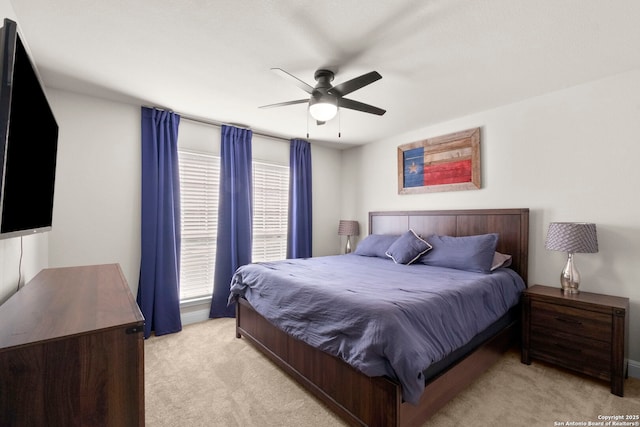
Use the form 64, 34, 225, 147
309, 95, 338, 121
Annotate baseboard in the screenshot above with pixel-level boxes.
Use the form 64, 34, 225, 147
629, 359, 640, 379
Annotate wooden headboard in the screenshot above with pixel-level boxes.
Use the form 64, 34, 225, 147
369, 208, 529, 285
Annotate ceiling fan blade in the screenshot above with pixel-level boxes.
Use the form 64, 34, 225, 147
338, 98, 386, 116
271, 68, 314, 94
328, 71, 382, 97
259, 99, 308, 109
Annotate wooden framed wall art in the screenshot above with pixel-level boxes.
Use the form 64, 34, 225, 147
397, 127, 481, 194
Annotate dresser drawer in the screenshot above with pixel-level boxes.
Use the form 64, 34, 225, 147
530, 300, 611, 342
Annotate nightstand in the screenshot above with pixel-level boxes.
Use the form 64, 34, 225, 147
521, 284, 629, 396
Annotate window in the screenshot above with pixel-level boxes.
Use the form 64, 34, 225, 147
252, 161, 289, 262
178, 150, 219, 302
177, 150, 289, 302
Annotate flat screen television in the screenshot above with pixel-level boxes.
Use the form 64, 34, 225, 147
0, 18, 59, 240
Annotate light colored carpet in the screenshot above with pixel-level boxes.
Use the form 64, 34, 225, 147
145, 318, 640, 426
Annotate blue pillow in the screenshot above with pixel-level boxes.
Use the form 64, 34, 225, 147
353, 234, 399, 258
419, 233, 499, 273
385, 230, 432, 265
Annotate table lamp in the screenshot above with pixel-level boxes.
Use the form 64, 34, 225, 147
338, 220, 359, 254
545, 222, 598, 294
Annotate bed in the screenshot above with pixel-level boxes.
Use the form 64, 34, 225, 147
232, 208, 529, 426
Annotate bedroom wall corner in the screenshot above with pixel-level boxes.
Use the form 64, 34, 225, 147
311, 144, 343, 256
340, 144, 367, 249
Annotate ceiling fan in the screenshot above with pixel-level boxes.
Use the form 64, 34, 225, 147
259, 68, 386, 125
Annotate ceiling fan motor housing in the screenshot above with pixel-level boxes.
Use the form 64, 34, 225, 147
312, 69, 335, 96
314, 69, 334, 85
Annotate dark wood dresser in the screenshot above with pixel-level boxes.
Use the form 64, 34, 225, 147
521, 284, 629, 396
0, 264, 145, 426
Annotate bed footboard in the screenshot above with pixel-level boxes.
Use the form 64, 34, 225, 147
236, 296, 518, 427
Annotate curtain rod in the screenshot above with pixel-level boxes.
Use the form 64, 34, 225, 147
145, 105, 293, 144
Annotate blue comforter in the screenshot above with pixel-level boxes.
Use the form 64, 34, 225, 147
229, 254, 525, 404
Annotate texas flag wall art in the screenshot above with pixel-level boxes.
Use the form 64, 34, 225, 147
397, 127, 481, 195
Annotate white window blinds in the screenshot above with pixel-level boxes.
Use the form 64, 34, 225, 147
178, 150, 219, 302
177, 151, 289, 303
252, 161, 289, 262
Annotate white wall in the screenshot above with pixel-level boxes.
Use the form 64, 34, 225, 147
46, 89, 142, 290
342, 68, 640, 365
310, 143, 343, 256
0, 233, 48, 304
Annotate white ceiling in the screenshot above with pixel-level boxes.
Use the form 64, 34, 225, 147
9, 0, 640, 148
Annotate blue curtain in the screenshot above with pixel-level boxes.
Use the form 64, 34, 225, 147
287, 139, 312, 259
210, 125, 253, 318
137, 107, 182, 339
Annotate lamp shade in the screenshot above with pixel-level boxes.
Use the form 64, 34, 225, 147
338, 220, 359, 236
545, 222, 598, 253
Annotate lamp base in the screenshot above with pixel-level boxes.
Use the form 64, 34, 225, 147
560, 253, 580, 294
345, 236, 352, 254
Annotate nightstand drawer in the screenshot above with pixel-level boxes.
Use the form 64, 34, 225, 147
530, 300, 611, 342
530, 325, 611, 368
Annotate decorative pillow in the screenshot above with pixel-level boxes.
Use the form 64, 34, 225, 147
353, 234, 400, 258
491, 251, 512, 271
385, 230, 432, 265
419, 233, 499, 273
